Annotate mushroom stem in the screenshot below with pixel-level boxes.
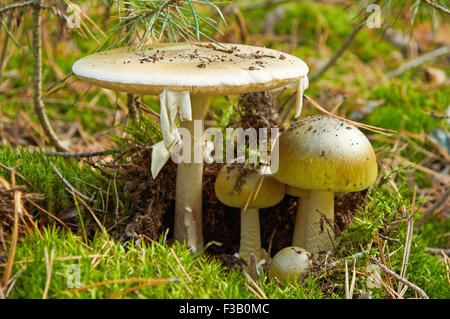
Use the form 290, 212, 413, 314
292, 190, 334, 255
291, 194, 307, 248
239, 207, 263, 262
174, 95, 208, 253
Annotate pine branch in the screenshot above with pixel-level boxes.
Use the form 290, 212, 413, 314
372, 258, 429, 299
309, 17, 367, 83
0, 14, 12, 83
415, 185, 450, 229
0, 0, 34, 15
422, 0, 450, 16
104, 0, 226, 50
309, 1, 381, 83
386, 45, 450, 79
43, 150, 113, 158
32, 0, 68, 152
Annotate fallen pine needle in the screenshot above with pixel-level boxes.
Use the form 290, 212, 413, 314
372, 258, 429, 299
0, 254, 109, 267
107, 281, 170, 299
169, 248, 192, 282
61, 278, 180, 295
2, 170, 20, 295
42, 247, 55, 299
304, 95, 396, 136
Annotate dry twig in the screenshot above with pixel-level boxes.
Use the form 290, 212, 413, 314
372, 258, 429, 299
32, 0, 68, 151
309, 1, 380, 82
386, 45, 450, 79
422, 0, 450, 16
50, 163, 93, 203
0, 0, 34, 14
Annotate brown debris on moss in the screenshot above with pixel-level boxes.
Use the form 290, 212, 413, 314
0, 176, 43, 259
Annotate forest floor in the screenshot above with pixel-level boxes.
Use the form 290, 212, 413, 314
0, 1, 449, 299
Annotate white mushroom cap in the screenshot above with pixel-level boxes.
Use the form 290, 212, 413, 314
269, 246, 312, 283
72, 42, 308, 96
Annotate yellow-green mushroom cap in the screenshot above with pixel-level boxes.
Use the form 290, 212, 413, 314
269, 246, 312, 283
274, 115, 378, 193
214, 164, 285, 209
286, 185, 309, 197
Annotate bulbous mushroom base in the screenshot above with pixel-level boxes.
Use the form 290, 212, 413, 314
269, 246, 312, 283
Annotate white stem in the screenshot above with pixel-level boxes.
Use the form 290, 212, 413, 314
239, 207, 263, 262
174, 95, 207, 253
292, 190, 334, 255
292, 195, 307, 248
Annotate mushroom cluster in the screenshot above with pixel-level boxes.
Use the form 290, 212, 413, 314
72, 42, 309, 253
72, 42, 378, 277
273, 115, 378, 255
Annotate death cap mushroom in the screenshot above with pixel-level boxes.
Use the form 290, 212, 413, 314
275, 115, 377, 192
215, 163, 285, 261
274, 115, 378, 254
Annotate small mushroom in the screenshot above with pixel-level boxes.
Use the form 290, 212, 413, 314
269, 246, 312, 283
214, 163, 285, 262
274, 115, 378, 255
72, 43, 308, 253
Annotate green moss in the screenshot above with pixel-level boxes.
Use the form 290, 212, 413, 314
419, 216, 450, 248
367, 82, 448, 134
0, 145, 110, 214
7, 228, 324, 299
337, 167, 450, 299
245, 2, 396, 64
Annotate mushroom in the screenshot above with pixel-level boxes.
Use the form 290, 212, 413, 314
214, 163, 286, 262
72, 42, 308, 253
269, 246, 312, 283
274, 115, 378, 255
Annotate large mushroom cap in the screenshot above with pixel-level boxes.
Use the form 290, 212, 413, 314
215, 164, 285, 209
72, 42, 308, 96
274, 115, 378, 193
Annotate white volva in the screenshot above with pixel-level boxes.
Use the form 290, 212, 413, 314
295, 76, 309, 118
151, 89, 192, 178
